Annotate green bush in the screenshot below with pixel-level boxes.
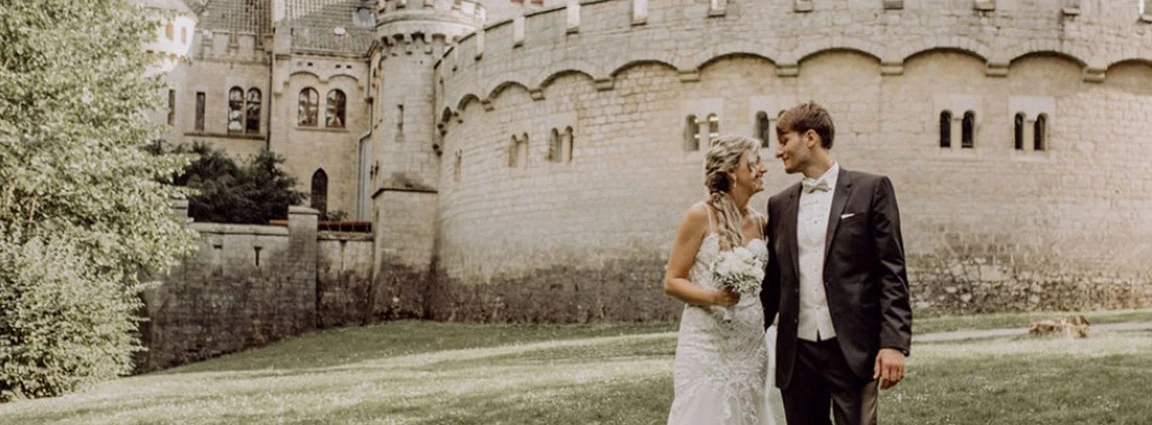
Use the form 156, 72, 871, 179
0, 236, 144, 401
156, 142, 307, 225
0, 0, 198, 400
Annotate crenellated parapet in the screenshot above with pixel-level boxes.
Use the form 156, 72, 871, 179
434, 0, 1152, 124
376, 0, 486, 44
378, 0, 486, 20
372, 0, 486, 68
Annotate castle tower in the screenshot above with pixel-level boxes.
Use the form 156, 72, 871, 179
126, 0, 198, 143
369, 0, 484, 317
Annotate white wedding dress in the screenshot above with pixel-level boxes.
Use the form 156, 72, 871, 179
667, 232, 783, 425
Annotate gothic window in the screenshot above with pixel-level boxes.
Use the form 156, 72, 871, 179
684, 115, 700, 151
246, 88, 261, 134
517, 133, 529, 168
298, 88, 318, 127
755, 111, 771, 148
707, 114, 720, 141
508, 135, 518, 168
311, 169, 328, 217
181, 27, 188, 44
1014, 113, 1025, 150
326, 90, 346, 128
167, 89, 176, 126
564, 126, 574, 163
548, 128, 561, 163
195, 92, 205, 131
961, 111, 975, 149
165, 23, 174, 41
939, 111, 951, 148
1034, 113, 1047, 151
228, 87, 243, 132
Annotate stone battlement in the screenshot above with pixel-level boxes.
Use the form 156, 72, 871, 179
377, 0, 487, 26
437, 0, 1152, 118
375, 0, 486, 56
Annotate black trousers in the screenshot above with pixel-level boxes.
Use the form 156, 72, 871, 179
781, 338, 878, 425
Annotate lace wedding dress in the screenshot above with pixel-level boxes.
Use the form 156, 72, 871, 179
667, 232, 780, 425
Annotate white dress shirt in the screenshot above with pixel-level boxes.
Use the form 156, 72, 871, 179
796, 162, 839, 342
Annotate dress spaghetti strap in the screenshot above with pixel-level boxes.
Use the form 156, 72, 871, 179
705, 204, 716, 234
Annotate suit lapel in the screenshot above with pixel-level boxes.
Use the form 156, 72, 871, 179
784, 185, 802, 284
824, 168, 853, 259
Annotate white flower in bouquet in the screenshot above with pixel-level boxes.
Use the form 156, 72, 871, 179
709, 246, 765, 322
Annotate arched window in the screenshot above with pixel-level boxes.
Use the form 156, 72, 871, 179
311, 169, 328, 217
227, 87, 243, 132
517, 133, 529, 169
181, 27, 188, 44
939, 111, 952, 148
707, 114, 720, 141
1014, 113, 1025, 150
564, 126, 574, 163
165, 23, 174, 40
167, 89, 176, 126
508, 135, 519, 168
548, 128, 561, 163
1034, 114, 1047, 151
684, 115, 700, 151
195, 92, 205, 131
298, 88, 318, 126
961, 111, 975, 148
755, 111, 771, 148
245, 89, 261, 134
326, 90, 346, 128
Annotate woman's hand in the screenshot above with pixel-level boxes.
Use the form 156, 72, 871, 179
711, 287, 741, 307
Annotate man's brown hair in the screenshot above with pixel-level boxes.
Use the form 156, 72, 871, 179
776, 101, 835, 149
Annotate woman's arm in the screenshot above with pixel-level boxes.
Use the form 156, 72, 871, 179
663, 203, 739, 307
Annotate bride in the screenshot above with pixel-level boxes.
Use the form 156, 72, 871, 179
664, 135, 782, 425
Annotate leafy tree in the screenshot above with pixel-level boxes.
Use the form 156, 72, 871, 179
155, 142, 307, 225
0, 0, 196, 400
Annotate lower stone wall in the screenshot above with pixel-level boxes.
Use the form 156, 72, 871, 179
425, 246, 1152, 323
137, 211, 1152, 374
427, 254, 681, 323
909, 238, 1152, 315
316, 232, 375, 328
135, 207, 318, 373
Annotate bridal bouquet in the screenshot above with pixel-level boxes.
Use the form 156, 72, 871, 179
709, 246, 765, 323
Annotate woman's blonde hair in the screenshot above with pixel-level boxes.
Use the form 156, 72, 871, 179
704, 135, 760, 251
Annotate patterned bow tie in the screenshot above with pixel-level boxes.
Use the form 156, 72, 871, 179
802, 179, 831, 193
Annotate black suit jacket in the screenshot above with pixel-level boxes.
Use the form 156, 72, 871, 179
761, 167, 912, 389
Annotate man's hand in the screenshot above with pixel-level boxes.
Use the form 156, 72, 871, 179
873, 348, 906, 390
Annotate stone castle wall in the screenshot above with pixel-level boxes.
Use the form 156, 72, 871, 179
137, 206, 319, 372
317, 231, 377, 328
429, 0, 1152, 320
138, 205, 383, 372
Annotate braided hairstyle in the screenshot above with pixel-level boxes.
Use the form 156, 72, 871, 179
703, 135, 760, 251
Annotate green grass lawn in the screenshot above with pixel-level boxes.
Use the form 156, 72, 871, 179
1, 317, 1151, 424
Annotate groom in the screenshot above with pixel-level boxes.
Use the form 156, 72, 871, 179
761, 101, 912, 425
